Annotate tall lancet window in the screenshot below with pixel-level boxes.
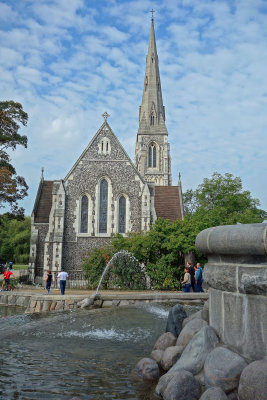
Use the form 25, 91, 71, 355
118, 196, 126, 233
148, 144, 157, 168
99, 179, 108, 233
150, 114, 155, 126
80, 195, 88, 233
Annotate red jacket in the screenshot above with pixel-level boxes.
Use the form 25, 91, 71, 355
4, 271, 13, 279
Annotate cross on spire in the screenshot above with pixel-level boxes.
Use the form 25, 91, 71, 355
150, 8, 155, 21
102, 111, 110, 121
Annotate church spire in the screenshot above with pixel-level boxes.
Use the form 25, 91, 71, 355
138, 17, 167, 135
135, 17, 172, 187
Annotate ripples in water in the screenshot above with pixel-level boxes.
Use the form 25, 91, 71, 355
0, 302, 201, 399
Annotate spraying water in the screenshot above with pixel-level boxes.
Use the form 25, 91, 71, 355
95, 250, 142, 296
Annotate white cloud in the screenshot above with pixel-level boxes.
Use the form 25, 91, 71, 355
0, 0, 267, 214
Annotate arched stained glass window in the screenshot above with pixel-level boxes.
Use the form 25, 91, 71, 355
153, 145, 156, 168
148, 146, 152, 168
99, 179, 108, 233
119, 196, 126, 233
148, 144, 156, 168
80, 195, 88, 233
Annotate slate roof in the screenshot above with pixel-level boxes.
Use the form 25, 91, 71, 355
154, 186, 183, 222
34, 180, 54, 223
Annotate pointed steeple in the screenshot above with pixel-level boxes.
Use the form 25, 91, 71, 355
138, 18, 167, 135
135, 17, 171, 187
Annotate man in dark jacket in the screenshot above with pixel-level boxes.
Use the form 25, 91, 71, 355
187, 262, 195, 292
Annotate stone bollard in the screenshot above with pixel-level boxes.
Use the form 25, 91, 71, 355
196, 223, 267, 361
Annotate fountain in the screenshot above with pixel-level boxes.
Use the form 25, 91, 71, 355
80, 250, 146, 309
0, 300, 187, 399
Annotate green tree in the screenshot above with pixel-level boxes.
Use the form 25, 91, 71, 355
82, 173, 266, 291
0, 214, 30, 263
0, 101, 28, 217
184, 172, 265, 220
82, 246, 113, 289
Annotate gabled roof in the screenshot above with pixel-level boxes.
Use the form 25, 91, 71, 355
34, 180, 54, 223
64, 120, 145, 184
154, 186, 183, 221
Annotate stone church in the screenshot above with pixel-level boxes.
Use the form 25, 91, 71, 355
29, 19, 184, 286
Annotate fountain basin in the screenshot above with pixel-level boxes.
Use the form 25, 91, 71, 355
0, 291, 208, 313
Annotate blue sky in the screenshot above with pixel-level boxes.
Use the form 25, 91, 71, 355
1, 0, 267, 215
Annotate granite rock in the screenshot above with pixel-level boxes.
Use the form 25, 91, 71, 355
204, 347, 247, 393
134, 357, 160, 381
182, 310, 203, 328
154, 332, 177, 351
160, 345, 184, 371
156, 368, 201, 400
238, 358, 267, 400
199, 387, 228, 400
166, 304, 187, 337
170, 326, 219, 375
176, 318, 207, 350
150, 349, 163, 364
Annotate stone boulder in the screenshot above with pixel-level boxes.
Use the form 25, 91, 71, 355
155, 368, 201, 400
201, 299, 209, 322
160, 345, 184, 371
150, 349, 163, 364
134, 357, 160, 381
154, 332, 177, 351
176, 318, 208, 350
199, 387, 227, 400
77, 298, 94, 309
204, 347, 247, 393
170, 326, 219, 375
166, 304, 187, 336
238, 358, 267, 400
182, 310, 203, 328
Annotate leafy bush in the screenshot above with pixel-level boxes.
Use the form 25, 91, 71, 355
82, 247, 112, 289
108, 250, 146, 290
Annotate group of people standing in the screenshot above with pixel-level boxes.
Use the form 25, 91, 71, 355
182, 262, 204, 293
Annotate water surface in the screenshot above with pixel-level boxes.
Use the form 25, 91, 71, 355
0, 303, 199, 399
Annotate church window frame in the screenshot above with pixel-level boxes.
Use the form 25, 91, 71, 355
99, 179, 108, 233
114, 193, 130, 235
118, 195, 126, 234
98, 137, 111, 155
95, 176, 112, 236
148, 142, 157, 169
80, 194, 89, 233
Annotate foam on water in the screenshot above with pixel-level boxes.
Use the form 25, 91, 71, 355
138, 303, 169, 319
60, 326, 151, 342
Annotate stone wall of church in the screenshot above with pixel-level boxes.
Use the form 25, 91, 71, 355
61, 126, 146, 275
62, 237, 111, 276
34, 224, 49, 277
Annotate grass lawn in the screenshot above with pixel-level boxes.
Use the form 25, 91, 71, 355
13, 264, 28, 270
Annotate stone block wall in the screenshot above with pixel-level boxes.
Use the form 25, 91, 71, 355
196, 223, 267, 361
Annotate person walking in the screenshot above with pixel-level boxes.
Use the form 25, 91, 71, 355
45, 270, 53, 294
181, 266, 191, 293
195, 263, 204, 292
187, 262, 195, 292
57, 269, 69, 295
